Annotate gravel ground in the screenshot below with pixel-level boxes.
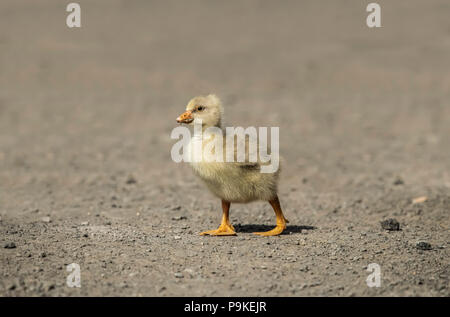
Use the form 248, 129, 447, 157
0, 0, 449, 296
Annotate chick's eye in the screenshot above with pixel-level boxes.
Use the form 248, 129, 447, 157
197, 106, 205, 111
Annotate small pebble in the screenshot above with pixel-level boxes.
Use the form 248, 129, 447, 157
416, 241, 432, 250
4, 242, 16, 249
126, 175, 137, 184
380, 218, 400, 231
412, 196, 428, 204
41, 216, 51, 223
174, 272, 184, 278
171, 215, 187, 220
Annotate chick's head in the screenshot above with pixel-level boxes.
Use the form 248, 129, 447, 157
177, 94, 223, 128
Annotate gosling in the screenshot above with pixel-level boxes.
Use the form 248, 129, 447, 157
176, 94, 289, 236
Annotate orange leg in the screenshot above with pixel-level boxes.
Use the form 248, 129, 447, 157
200, 200, 236, 236
253, 196, 289, 236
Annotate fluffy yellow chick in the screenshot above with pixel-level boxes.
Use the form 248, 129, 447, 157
176, 94, 288, 236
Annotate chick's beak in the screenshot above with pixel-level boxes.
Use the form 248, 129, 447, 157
176, 110, 193, 124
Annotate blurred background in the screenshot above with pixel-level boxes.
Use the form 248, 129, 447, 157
0, 0, 449, 296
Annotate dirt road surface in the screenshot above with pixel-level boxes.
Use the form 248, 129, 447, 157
0, 0, 449, 296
